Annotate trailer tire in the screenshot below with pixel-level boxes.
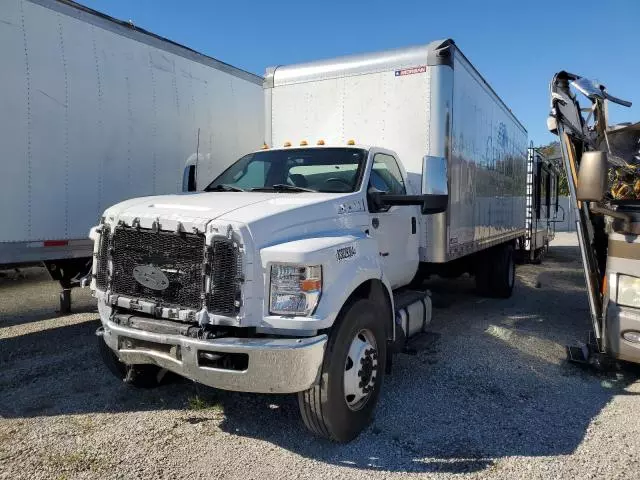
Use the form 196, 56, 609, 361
298, 298, 386, 442
97, 333, 166, 388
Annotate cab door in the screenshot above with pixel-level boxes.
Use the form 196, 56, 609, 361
366, 151, 420, 288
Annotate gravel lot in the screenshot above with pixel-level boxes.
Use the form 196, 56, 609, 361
1, 232, 639, 480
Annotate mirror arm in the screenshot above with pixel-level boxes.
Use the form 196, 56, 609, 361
370, 193, 448, 215
376, 194, 424, 206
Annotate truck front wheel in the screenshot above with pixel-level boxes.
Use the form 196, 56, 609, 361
298, 298, 387, 442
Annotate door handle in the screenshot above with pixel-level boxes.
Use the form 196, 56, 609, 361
411, 217, 417, 234
379, 252, 389, 257
372, 218, 380, 229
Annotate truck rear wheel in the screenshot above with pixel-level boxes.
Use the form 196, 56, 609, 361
297, 298, 386, 442
493, 243, 515, 298
475, 243, 515, 298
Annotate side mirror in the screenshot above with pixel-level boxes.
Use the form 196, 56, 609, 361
367, 155, 449, 214
577, 151, 608, 201
182, 153, 199, 192
422, 156, 448, 196
571, 78, 605, 101
182, 165, 197, 192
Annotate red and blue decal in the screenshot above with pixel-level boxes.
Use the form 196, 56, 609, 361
395, 66, 427, 77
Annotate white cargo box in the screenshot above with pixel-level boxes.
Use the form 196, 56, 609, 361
264, 40, 527, 263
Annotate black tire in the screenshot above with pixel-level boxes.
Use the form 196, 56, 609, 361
475, 244, 515, 298
297, 298, 387, 442
490, 243, 515, 298
97, 332, 166, 388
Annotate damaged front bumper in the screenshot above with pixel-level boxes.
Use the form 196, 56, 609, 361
605, 303, 640, 364
99, 317, 327, 394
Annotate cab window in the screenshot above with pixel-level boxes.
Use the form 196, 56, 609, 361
370, 153, 406, 194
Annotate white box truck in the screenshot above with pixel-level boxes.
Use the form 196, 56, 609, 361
0, 0, 264, 310
523, 145, 562, 263
91, 40, 528, 441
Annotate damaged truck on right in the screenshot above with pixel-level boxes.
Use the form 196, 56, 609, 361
548, 71, 640, 365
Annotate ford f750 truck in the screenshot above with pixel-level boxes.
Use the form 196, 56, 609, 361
91, 40, 528, 441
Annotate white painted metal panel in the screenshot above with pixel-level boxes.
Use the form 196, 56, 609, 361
0, 0, 31, 243
447, 53, 527, 260
0, 0, 263, 256
271, 69, 430, 195
23, 0, 69, 241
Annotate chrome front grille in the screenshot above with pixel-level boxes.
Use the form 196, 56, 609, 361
94, 225, 242, 317
205, 237, 243, 317
95, 225, 111, 291
111, 227, 205, 310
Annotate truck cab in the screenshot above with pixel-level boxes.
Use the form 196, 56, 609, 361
92, 143, 447, 442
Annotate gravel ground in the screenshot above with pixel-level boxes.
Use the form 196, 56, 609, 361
1, 232, 639, 480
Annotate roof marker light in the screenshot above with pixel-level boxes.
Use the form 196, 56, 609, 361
300, 140, 308, 146
283, 141, 291, 147
347, 139, 355, 145
262, 143, 269, 150
317, 139, 325, 145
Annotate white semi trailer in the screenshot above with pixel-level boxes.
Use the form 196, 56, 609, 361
0, 0, 263, 311
91, 40, 528, 441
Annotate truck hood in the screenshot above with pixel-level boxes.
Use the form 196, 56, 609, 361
103, 191, 361, 236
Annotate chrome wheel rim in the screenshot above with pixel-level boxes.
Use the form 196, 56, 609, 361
343, 328, 378, 411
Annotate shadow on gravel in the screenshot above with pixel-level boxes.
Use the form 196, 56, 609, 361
0, 267, 97, 328
210, 243, 638, 473
1, 243, 638, 474
0, 319, 198, 418
0, 304, 98, 329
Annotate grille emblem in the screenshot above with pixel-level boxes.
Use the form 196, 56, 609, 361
132, 265, 170, 291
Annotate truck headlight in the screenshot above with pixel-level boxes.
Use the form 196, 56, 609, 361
618, 274, 640, 308
269, 265, 322, 316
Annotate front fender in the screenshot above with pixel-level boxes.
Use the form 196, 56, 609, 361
259, 232, 386, 331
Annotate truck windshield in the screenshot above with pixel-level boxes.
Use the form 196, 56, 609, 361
205, 148, 367, 193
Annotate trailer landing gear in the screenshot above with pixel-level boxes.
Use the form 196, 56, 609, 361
43, 258, 92, 314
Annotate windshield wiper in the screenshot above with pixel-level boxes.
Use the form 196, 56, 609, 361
205, 184, 245, 192
251, 184, 316, 193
